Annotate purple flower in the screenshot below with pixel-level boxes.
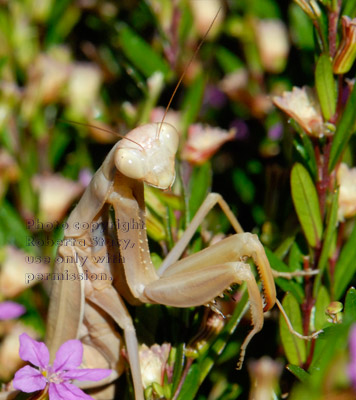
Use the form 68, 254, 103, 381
13, 333, 112, 400
348, 324, 356, 389
268, 123, 283, 141
0, 301, 25, 320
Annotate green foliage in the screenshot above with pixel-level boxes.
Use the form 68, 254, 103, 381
329, 80, 356, 171
117, 24, 171, 80
291, 163, 323, 248
279, 293, 306, 365
315, 54, 336, 121
334, 223, 356, 300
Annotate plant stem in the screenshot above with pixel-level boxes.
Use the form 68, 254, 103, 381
328, 0, 341, 58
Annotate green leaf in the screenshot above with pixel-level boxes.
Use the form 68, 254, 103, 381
250, 0, 281, 18
232, 168, 255, 204
46, 3, 80, 45
279, 293, 306, 365
216, 47, 244, 74
342, 0, 356, 18
315, 54, 336, 120
188, 163, 212, 222
334, 222, 356, 300
314, 189, 338, 295
329, 79, 356, 171
117, 24, 171, 79
176, 363, 200, 400
344, 287, 356, 323
299, 131, 318, 180
181, 73, 205, 133
289, 4, 314, 50
265, 248, 304, 303
0, 200, 30, 250
49, 128, 72, 168
171, 344, 185, 395
314, 285, 330, 330
287, 364, 310, 383
288, 241, 304, 273
291, 163, 323, 248
275, 235, 295, 259
309, 324, 349, 389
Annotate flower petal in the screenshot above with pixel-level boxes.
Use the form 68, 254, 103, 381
18, 333, 49, 369
0, 301, 25, 320
53, 339, 83, 372
49, 382, 93, 400
349, 361, 356, 389
13, 365, 47, 393
62, 368, 112, 381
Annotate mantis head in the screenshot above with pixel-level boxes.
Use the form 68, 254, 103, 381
115, 122, 179, 189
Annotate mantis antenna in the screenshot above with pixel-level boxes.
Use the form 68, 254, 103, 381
58, 118, 145, 151
157, 7, 222, 138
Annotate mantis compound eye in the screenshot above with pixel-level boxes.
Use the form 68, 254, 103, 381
115, 149, 146, 180
156, 123, 179, 154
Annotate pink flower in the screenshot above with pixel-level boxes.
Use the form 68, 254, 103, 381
181, 123, 236, 165
13, 333, 112, 400
0, 301, 25, 320
273, 86, 325, 137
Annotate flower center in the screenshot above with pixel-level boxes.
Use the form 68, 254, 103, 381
45, 366, 64, 384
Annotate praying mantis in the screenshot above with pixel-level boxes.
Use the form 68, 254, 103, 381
44, 120, 277, 400
43, 117, 320, 400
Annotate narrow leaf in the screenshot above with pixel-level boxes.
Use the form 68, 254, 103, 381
342, 0, 356, 18
334, 223, 356, 299
279, 293, 306, 365
171, 344, 185, 395
309, 324, 349, 389
329, 78, 356, 171
265, 248, 304, 303
215, 47, 244, 74
300, 130, 317, 180
0, 200, 30, 250
291, 163, 323, 247
314, 285, 331, 331
232, 168, 255, 204
315, 54, 336, 120
344, 287, 356, 323
188, 163, 212, 222
314, 189, 339, 295
287, 364, 310, 383
117, 24, 171, 79
176, 363, 200, 400
181, 73, 205, 133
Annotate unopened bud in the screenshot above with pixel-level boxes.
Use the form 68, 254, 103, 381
326, 301, 343, 324
294, 0, 321, 19
333, 16, 356, 74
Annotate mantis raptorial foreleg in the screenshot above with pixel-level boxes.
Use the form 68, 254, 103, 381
156, 191, 320, 357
